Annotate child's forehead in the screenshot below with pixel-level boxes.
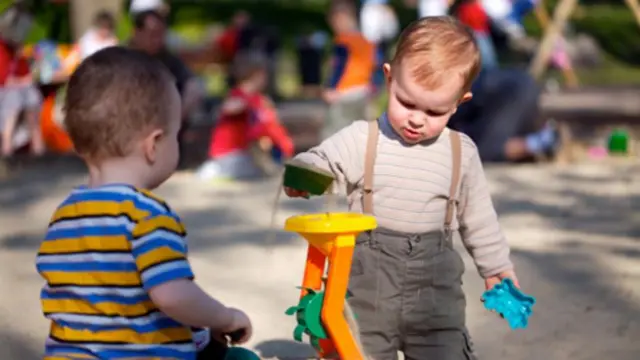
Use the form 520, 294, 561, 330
394, 63, 464, 107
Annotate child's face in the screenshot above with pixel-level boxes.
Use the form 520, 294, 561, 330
96, 24, 114, 39
249, 69, 268, 91
384, 61, 472, 144
328, 11, 351, 33
143, 83, 182, 189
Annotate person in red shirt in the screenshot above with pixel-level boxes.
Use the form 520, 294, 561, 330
197, 50, 293, 181
451, 0, 498, 70
215, 11, 249, 65
0, 37, 44, 157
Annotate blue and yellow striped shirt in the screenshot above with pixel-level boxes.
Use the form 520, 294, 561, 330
36, 184, 197, 359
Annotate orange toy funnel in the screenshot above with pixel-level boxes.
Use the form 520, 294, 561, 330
285, 212, 377, 360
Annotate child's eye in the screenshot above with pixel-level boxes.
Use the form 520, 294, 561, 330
426, 110, 447, 117
398, 98, 415, 109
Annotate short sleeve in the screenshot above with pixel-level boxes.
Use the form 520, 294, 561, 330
130, 214, 194, 291
14, 57, 31, 77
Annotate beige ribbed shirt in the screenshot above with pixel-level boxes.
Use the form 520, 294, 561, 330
294, 117, 513, 277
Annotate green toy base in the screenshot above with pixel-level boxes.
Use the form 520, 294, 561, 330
283, 159, 335, 196
224, 347, 261, 360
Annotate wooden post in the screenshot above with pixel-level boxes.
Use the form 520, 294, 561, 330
529, 0, 578, 80
533, 0, 579, 88
623, 0, 640, 28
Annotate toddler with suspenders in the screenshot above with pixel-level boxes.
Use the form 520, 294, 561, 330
285, 17, 520, 359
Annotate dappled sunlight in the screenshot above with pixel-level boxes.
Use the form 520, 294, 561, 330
0, 158, 638, 359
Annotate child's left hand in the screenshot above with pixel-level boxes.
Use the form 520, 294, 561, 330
484, 270, 519, 290
322, 89, 338, 104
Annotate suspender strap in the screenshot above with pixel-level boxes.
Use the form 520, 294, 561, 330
363, 121, 461, 223
445, 130, 462, 229
362, 119, 379, 215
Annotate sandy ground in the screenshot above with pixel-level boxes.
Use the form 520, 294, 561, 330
0, 158, 638, 360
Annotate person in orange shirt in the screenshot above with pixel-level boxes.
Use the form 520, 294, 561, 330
323, 1, 375, 138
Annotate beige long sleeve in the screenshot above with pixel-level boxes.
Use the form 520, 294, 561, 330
293, 119, 513, 277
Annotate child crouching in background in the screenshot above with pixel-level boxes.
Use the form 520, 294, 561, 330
197, 51, 294, 182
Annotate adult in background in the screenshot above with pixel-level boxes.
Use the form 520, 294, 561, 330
129, 10, 203, 164
449, 69, 558, 162
446, 2, 558, 162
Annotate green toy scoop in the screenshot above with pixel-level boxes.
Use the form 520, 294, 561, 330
283, 159, 335, 196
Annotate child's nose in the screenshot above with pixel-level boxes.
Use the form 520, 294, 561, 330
408, 116, 424, 128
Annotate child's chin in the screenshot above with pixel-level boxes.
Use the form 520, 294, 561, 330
402, 137, 421, 144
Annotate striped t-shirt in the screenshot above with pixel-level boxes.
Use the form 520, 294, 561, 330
294, 115, 513, 277
36, 184, 197, 359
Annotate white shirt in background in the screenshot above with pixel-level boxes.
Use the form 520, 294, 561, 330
481, 0, 512, 21
130, 0, 165, 14
78, 29, 118, 60
360, 3, 399, 44
418, 0, 449, 17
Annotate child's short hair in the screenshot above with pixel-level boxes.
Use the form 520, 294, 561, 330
64, 46, 175, 160
391, 16, 481, 92
231, 50, 267, 83
329, 0, 356, 16
93, 10, 115, 30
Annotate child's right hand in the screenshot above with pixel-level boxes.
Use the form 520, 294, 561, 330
221, 308, 253, 345
284, 187, 310, 198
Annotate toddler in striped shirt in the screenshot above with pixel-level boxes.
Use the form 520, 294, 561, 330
35, 47, 251, 360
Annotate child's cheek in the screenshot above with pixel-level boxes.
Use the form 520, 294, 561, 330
386, 100, 404, 123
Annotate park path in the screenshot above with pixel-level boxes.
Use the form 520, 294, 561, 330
0, 159, 638, 359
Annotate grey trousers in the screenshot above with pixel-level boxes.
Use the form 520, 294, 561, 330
348, 227, 476, 360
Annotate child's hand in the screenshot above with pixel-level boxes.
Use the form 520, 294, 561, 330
258, 137, 273, 152
322, 89, 339, 104
484, 270, 519, 290
221, 308, 253, 345
284, 186, 310, 199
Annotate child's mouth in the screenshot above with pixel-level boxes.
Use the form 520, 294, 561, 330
402, 128, 421, 141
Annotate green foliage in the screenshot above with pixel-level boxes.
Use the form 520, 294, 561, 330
572, 5, 640, 65
170, 0, 330, 38
116, 15, 133, 41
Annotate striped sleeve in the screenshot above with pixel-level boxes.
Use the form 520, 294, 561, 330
459, 146, 513, 278
130, 214, 194, 291
293, 120, 367, 189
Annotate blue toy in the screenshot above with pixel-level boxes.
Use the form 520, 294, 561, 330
482, 278, 536, 330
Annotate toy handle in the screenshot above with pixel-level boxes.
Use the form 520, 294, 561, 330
226, 329, 246, 343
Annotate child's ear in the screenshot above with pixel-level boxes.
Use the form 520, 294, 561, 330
143, 129, 165, 164
452, 92, 473, 114
383, 63, 392, 87
459, 91, 473, 105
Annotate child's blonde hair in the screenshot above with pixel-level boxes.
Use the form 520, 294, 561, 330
392, 16, 481, 92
